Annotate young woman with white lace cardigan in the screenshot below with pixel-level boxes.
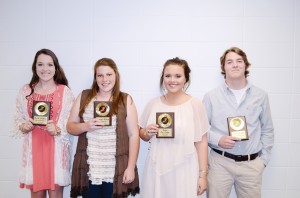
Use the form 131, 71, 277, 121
10, 49, 74, 198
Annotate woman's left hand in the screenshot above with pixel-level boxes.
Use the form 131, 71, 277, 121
197, 177, 207, 195
122, 168, 135, 184
46, 120, 57, 136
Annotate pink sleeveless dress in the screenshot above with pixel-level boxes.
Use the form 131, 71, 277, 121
20, 84, 64, 192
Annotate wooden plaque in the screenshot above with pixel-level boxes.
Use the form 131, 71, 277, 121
94, 101, 112, 126
156, 112, 175, 138
227, 116, 249, 141
32, 101, 51, 125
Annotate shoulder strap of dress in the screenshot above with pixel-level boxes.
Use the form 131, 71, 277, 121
80, 89, 91, 108
120, 92, 128, 116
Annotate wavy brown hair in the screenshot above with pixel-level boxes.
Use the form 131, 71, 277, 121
79, 58, 125, 117
159, 57, 191, 94
220, 47, 251, 78
26, 48, 68, 98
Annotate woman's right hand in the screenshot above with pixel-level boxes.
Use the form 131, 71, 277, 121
19, 118, 34, 133
85, 117, 104, 131
145, 124, 159, 138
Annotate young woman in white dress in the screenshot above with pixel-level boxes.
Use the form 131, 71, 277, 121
139, 57, 210, 198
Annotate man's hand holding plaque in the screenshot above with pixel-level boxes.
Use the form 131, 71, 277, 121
156, 112, 175, 138
227, 116, 249, 141
94, 101, 112, 126
32, 101, 51, 125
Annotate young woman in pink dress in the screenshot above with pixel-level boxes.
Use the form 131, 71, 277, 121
11, 49, 74, 198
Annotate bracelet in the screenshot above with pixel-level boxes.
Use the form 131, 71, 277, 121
199, 170, 208, 178
143, 129, 152, 141
55, 126, 61, 136
19, 124, 24, 132
144, 129, 150, 137
199, 170, 208, 173
199, 174, 208, 178
19, 124, 28, 134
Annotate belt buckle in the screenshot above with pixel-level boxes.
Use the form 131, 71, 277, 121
235, 155, 243, 162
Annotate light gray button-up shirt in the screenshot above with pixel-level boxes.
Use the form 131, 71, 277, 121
203, 82, 274, 165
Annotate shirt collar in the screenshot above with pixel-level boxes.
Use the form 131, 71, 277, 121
222, 81, 252, 93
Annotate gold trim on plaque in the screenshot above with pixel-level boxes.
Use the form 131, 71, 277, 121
157, 113, 172, 128
229, 117, 245, 131
34, 102, 49, 116
95, 102, 110, 116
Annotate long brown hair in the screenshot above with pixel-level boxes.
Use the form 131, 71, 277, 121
220, 47, 251, 78
26, 48, 69, 98
79, 58, 125, 117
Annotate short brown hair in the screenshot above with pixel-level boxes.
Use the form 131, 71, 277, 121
220, 47, 251, 78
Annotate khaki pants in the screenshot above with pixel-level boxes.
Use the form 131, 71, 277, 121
207, 149, 265, 198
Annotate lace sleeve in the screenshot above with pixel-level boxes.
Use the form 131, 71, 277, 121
10, 85, 31, 138
55, 86, 75, 146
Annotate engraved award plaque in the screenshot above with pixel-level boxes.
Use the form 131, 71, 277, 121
94, 101, 112, 126
32, 101, 51, 125
156, 112, 175, 138
227, 116, 249, 141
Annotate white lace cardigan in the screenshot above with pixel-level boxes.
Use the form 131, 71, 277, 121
10, 84, 74, 186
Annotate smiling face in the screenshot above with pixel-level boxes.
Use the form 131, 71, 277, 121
224, 51, 246, 81
35, 54, 56, 83
96, 65, 116, 95
163, 64, 187, 94
220, 47, 251, 79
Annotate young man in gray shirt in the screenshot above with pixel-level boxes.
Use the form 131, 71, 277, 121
203, 47, 274, 198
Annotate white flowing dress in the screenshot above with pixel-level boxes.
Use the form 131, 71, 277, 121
139, 97, 209, 198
